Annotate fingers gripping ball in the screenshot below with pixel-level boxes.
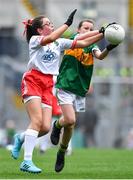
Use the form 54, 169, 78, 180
99, 22, 116, 34
104, 24, 125, 45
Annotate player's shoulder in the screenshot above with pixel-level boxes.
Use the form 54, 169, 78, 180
29, 35, 43, 45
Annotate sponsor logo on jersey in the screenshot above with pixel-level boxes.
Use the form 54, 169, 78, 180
42, 49, 57, 62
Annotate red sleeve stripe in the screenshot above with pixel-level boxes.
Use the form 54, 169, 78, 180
71, 39, 77, 49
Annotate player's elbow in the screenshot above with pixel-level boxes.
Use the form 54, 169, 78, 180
48, 36, 57, 42
98, 56, 104, 60
40, 36, 56, 45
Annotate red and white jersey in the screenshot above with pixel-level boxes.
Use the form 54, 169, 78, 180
27, 36, 73, 75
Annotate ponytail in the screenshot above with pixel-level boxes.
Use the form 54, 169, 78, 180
23, 15, 45, 43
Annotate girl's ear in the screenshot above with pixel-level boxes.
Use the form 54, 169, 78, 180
37, 28, 42, 35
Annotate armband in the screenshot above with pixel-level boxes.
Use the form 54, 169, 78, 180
71, 39, 77, 49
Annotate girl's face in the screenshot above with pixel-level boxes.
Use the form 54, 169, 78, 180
78, 21, 94, 34
38, 18, 54, 36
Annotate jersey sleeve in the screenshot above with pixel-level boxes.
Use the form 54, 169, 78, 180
57, 38, 74, 51
92, 44, 100, 52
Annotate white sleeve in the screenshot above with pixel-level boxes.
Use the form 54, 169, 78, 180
57, 38, 73, 51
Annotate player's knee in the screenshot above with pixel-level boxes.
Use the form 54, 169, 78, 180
66, 117, 76, 126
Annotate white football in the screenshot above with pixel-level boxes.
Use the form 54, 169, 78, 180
104, 24, 125, 45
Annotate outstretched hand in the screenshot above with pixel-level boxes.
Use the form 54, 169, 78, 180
106, 44, 119, 51
64, 9, 77, 26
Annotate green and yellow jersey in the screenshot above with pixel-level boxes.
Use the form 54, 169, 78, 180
56, 34, 99, 97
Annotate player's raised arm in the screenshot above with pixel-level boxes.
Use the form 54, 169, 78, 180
41, 9, 77, 45
73, 33, 103, 49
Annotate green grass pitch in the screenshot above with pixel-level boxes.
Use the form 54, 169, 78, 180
0, 147, 133, 179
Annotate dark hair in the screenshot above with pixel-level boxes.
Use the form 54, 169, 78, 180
78, 19, 94, 29
26, 15, 45, 43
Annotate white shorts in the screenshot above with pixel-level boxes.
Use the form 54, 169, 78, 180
57, 89, 85, 112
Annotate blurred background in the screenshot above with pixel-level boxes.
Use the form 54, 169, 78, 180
0, 0, 133, 150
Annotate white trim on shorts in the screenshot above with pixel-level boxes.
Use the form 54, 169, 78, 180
23, 96, 52, 109
57, 89, 85, 112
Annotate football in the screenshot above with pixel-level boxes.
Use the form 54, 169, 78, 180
104, 24, 125, 45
